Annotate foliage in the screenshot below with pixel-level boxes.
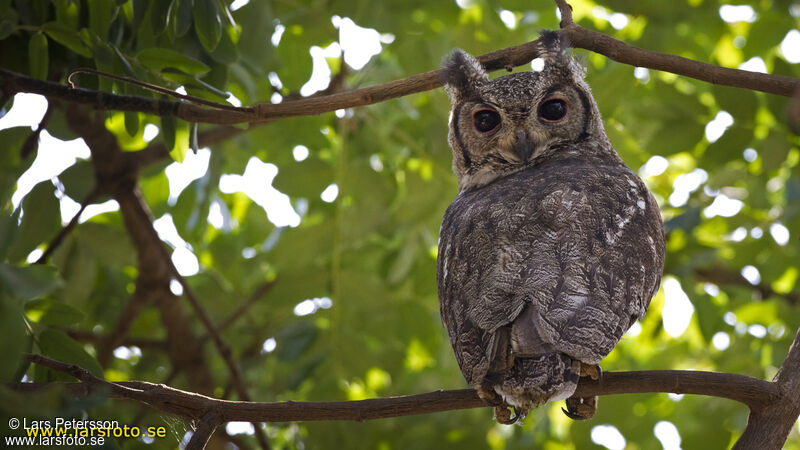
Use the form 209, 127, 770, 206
1, 0, 799, 449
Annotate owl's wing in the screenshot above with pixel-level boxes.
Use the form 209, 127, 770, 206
438, 165, 664, 385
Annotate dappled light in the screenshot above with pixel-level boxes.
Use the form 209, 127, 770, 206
1, 0, 798, 449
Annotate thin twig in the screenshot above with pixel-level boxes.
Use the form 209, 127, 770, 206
216, 281, 276, 333
67, 67, 243, 112
35, 187, 101, 265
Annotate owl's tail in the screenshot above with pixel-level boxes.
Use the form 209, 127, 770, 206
491, 352, 580, 416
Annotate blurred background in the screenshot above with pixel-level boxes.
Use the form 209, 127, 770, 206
1, 0, 799, 448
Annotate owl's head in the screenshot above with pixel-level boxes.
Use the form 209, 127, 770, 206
442, 31, 611, 191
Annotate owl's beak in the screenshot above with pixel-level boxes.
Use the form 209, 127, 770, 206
514, 130, 532, 162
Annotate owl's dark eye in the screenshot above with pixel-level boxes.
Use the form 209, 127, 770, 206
473, 109, 501, 133
538, 99, 567, 122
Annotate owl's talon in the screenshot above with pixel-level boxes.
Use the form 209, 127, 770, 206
563, 395, 597, 420
494, 405, 525, 425
561, 406, 586, 421
494, 405, 518, 425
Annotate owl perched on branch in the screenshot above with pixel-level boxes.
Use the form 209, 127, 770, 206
437, 31, 665, 423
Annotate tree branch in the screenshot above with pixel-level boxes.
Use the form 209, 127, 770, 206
2, 16, 796, 127
734, 327, 800, 449
64, 104, 271, 450
18, 354, 781, 423
559, 25, 797, 97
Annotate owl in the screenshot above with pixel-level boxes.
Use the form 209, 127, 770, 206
437, 31, 665, 423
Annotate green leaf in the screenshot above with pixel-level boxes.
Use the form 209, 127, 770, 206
37, 329, 104, 378
0, 293, 27, 381
193, 0, 222, 52
0, 8, 18, 40
0, 264, 62, 300
760, 130, 790, 173
44, 109, 80, 141
166, 118, 190, 163
7, 182, 61, 263
52, 0, 80, 29
28, 33, 48, 80
25, 299, 85, 326
0, 126, 35, 206
43, 21, 92, 58
78, 222, 135, 268
137, 47, 210, 74
209, 25, 239, 64
58, 161, 96, 202
124, 111, 140, 137
272, 157, 334, 198
713, 85, 758, 124
161, 115, 176, 157
172, 0, 194, 38
276, 321, 318, 362
0, 209, 20, 260
149, 0, 174, 36
87, 0, 118, 40
160, 70, 229, 98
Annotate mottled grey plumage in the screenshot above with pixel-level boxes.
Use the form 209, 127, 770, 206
437, 31, 665, 421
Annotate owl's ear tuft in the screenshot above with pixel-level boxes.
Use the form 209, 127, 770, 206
441, 49, 488, 102
537, 30, 585, 78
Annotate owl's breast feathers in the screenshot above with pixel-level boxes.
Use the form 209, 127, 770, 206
437, 157, 665, 400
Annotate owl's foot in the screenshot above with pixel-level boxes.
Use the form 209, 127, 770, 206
562, 395, 597, 420
476, 386, 504, 406
580, 362, 602, 381
562, 363, 602, 420
494, 405, 521, 425
476, 387, 523, 425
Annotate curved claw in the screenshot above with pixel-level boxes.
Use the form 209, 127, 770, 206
561, 406, 586, 420
494, 406, 523, 425
563, 395, 597, 420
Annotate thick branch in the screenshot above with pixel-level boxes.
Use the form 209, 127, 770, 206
19, 355, 780, 423
734, 327, 800, 449
64, 105, 270, 449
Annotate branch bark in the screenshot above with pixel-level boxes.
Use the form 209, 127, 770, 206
18, 354, 782, 423
734, 327, 800, 449
1, 13, 796, 127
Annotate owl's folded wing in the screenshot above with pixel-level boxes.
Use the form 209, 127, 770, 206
438, 167, 664, 383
